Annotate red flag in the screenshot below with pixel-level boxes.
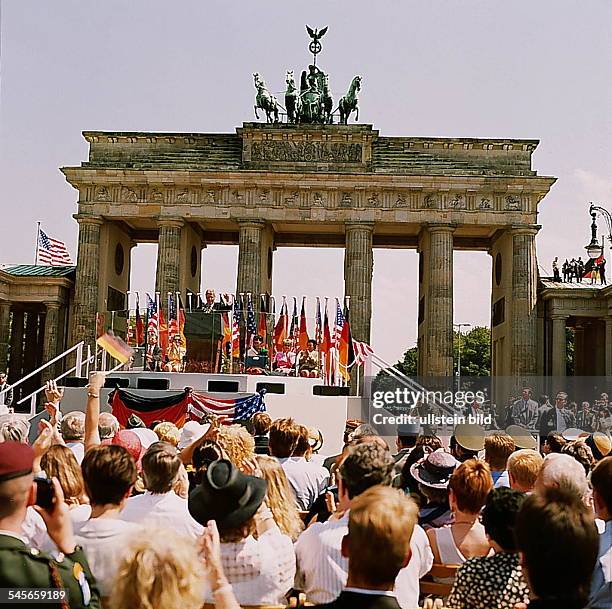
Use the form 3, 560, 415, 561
320, 302, 332, 384
298, 297, 309, 351
273, 298, 288, 353
135, 296, 144, 346
158, 307, 169, 353
258, 295, 268, 347
338, 304, 354, 383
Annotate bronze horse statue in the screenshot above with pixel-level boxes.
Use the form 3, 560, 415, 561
253, 73, 279, 123
338, 75, 362, 124
285, 70, 301, 124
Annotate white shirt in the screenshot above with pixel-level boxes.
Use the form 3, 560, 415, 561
66, 442, 85, 464
556, 408, 567, 433
22, 504, 92, 552
279, 457, 330, 511
74, 518, 142, 597
119, 491, 203, 540
294, 511, 433, 609
204, 525, 296, 606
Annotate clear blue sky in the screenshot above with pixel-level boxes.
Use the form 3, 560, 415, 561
1, 0, 611, 363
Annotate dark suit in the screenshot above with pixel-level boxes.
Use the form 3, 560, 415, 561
315, 591, 401, 609
0, 534, 101, 609
144, 345, 163, 371
539, 407, 576, 436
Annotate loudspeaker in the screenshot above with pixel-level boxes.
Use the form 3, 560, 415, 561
255, 382, 286, 395
137, 378, 170, 390
61, 377, 88, 388
313, 385, 350, 396
207, 380, 240, 393
104, 377, 130, 388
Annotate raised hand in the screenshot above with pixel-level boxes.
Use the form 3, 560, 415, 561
44, 380, 64, 404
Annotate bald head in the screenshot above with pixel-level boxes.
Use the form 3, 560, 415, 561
98, 413, 119, 440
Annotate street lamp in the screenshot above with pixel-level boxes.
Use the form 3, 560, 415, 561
588, 202, 612, 257
454, 323, 471, 391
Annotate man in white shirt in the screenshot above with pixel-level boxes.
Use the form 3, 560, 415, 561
60, 411, 86, 464
295, 441, 433, 608
75, 444, 142, 598
270, 418, 329, 510
120, 441, 203, 539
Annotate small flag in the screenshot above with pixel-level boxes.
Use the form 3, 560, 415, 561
290, 297, 299, 349
258, 295, 268, 348
315, 297, 322, 345
352, 339, 374, 366
146, 294, 158, 336
135, 295, 144, 346
158, 307, 168, 353
320, 301, 333, 384
96, 330, 134, 365
246, 294, 257, 348
298, 297, 309, 351
37, 228, 72, 266
232, 303, 241, 358
273, 297, 288, 353
338, 303, 354, 383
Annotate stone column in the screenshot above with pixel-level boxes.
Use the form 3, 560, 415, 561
72, 216, 103, 347
344, 222, 374, 343
0, 301, 11, 373
573, 322, 585, 377
237, 220, 266, 297
551, 314, 567, 378
421, 224, 455, 377
511, 227, 539, 377
155, 218, 184, 299
605, 317, 612, 377
8, 308, 24, 380
42, 302, 61, 382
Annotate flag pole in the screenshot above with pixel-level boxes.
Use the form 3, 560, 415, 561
34, 222, 41, 265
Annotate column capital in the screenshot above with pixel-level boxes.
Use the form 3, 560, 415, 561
235, 218, 266, 229
43, 301, 62, 310
423, 222, 456, 233
73, 214, 104, 226
550, 313, 569, 320
344, 220, 374, 231
157, 217, 184, 229
509, 224, 541, 236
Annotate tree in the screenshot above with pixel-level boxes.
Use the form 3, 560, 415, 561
372, 326, 491, 391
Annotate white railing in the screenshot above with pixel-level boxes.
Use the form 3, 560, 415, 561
0, 342, 92, 417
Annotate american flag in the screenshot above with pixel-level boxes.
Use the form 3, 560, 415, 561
333, 299, 344, 346
146, 293, 158, 335
188, 390, 266, 424
232, 301, 242, 358
315, 297, 322, 345
352, 339, 374, 366
246, 294, 257, 347
37, 228, 72, 266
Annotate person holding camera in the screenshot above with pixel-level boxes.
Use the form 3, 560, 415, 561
0, 441, 101, 608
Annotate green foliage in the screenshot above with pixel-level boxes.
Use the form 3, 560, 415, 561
372, 326, 491, 391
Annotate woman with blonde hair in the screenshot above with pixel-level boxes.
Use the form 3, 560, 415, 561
216, 424, 255, 469
110, 521, 240, 609
256, 454, 304, 540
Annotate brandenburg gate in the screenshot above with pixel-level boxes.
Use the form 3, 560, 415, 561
62, 122, 556, 377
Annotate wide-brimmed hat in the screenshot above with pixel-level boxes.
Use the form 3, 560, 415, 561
585, 432, 612, 460
562, 428, 586, 442
454, 423, 485, 452
410, 449, 459, 489
130, 427, 159, 449
188, 459, 267, 529
178, 420, 211, 450
505, 425, 538, 450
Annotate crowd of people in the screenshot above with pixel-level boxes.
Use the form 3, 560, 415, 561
0, 376, 611, 609
551, 256, 607, 285
506, 388, 612, 436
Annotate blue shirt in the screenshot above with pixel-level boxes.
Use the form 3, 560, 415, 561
590, 519, 612, 609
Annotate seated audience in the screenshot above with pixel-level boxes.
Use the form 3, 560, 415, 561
427, 459, 493, 566
515, 485, 599, 609
295, 441, 433, 608
216, 423, 256, 469
76, 445, 140, 599
98, 412, 119, 441
312, 486, 418, 609
507, 448, 543, 493
562, 439, 595, 474
271, 418, 329, 510
120, 441, 203, 539
542, 430, 567, 454
188, 458, 296, 605
40, 444, 91, 525
60, 411, 86, 463
256, 454, 304, 541
410, 449, 458, 528
0, 442, 101, 608
534, 452, 590, 502
484, 432, 515, 488
590, 456, 612, 608
251, 411, 272, 455
153, 421, 181, 447
446, 487, 529, 609
450, 424, 485, 463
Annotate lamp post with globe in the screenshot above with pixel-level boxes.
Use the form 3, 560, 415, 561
586, 203, 611, 284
